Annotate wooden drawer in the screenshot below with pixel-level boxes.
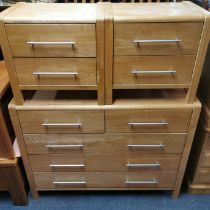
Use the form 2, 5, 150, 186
33, 172, 177, 189
18, 110, 104, 134
105, 109, 192, 133
24, 133, 187, 155
201, 152, 210, 167
198, 169, 210, 183
14, 58, 97, 87
6, 24, 96, 57
114, 56, 195, 88
205, 134, 210, 151
114, 22, 203, 56
29, 154, 181, 172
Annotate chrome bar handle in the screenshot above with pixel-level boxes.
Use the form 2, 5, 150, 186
133, 39, 181, 44
128, 121, 168, 126
33, 72, 79, 79
131, 70, 176, 75
127, 144, 165, 149
46, 144, 84, 149
27, 41, 76, 45
42, 122, 82, 128
50, 163, 84, 168
125, 178, 159, 185
27, 41, 76, 50
126, 162, 160, 167
53, 181, 86, 185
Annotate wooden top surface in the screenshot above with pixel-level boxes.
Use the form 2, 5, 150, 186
0, 61, 9, 99
10, 90, 201, 110
1, 3, 97, 23
112, 1, 207, 22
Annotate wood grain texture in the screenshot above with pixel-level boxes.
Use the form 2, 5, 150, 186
96, 2, 105, 105
112, 2, 205, 23
29, 153, 181, 172
0, 6, 24, 105
114, 22, 203, 56
13, 90, 201, 110
104, 2, 113, 105
14, 58, 97, 86
172, 105, 201, 198
0, 61, 9, 98
17, 110, 104, 134
113, 55, 195, 87
1, 3, 97, 24
0, 158, 28, 205
0, 109, 14, 159
9, 102, 39, 199
33, 171, 177, 189
105, 109, 192, 133
6, 24, 96, 58
187, 15, 210, 103
24, 133, 187, 155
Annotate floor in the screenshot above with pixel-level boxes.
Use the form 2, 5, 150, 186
1, 189, 210, 210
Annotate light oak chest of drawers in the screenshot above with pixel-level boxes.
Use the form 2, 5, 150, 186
9, 90, 201, 198
0, 2, 209, 200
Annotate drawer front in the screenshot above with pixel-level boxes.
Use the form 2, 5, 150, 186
201, 152, 210, 167
205, 135, 210, 151
18, 110, 104, 134
6, 24, 96, 57
198, 169, 210, 183
114, 23, 203, 56
105, 109, 192, 133
114, 56, 195, 87
14, 58, 97, 87
34, 172, 177, 189
24, 133, 187, 155
29, 154, 181, 172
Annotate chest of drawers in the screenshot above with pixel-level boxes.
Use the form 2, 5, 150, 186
105, 2, 210, 105
1, 2, 208, 200
0, 3, 105, 105
8, 90, 201, 198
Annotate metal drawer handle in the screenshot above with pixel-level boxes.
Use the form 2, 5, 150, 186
125, 178, 159, 185
53, 181, 86, 185
126, 162, 160, 167
27, 41, 76, 50
127, 144, 165, 149
46, 144, 84, 149
133, 38, 181, 44
128, 121, 168, 127
131, 70, 176, 75
33, 72, 78, 79
50, 163, 84, 168
42, 122, 82, 128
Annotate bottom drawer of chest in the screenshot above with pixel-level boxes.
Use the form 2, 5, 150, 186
198, 169, 210, 183
33, 172, 177, 190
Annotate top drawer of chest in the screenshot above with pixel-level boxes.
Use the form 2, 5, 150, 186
114, 22, 203, 56
5, 24, 96, 58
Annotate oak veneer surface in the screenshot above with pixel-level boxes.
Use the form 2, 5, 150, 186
112, 2, 205, 22
0, 3, 97, 23
0, 61, 9, 99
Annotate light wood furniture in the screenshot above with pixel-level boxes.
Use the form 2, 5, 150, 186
8, 89, 201, 198
0, 2, 208, 200
104, 1, 210, 105
0, 3, 105, 105
0, 61, 28, 205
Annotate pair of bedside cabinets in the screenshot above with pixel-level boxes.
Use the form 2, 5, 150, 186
0, 1, 209, 199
